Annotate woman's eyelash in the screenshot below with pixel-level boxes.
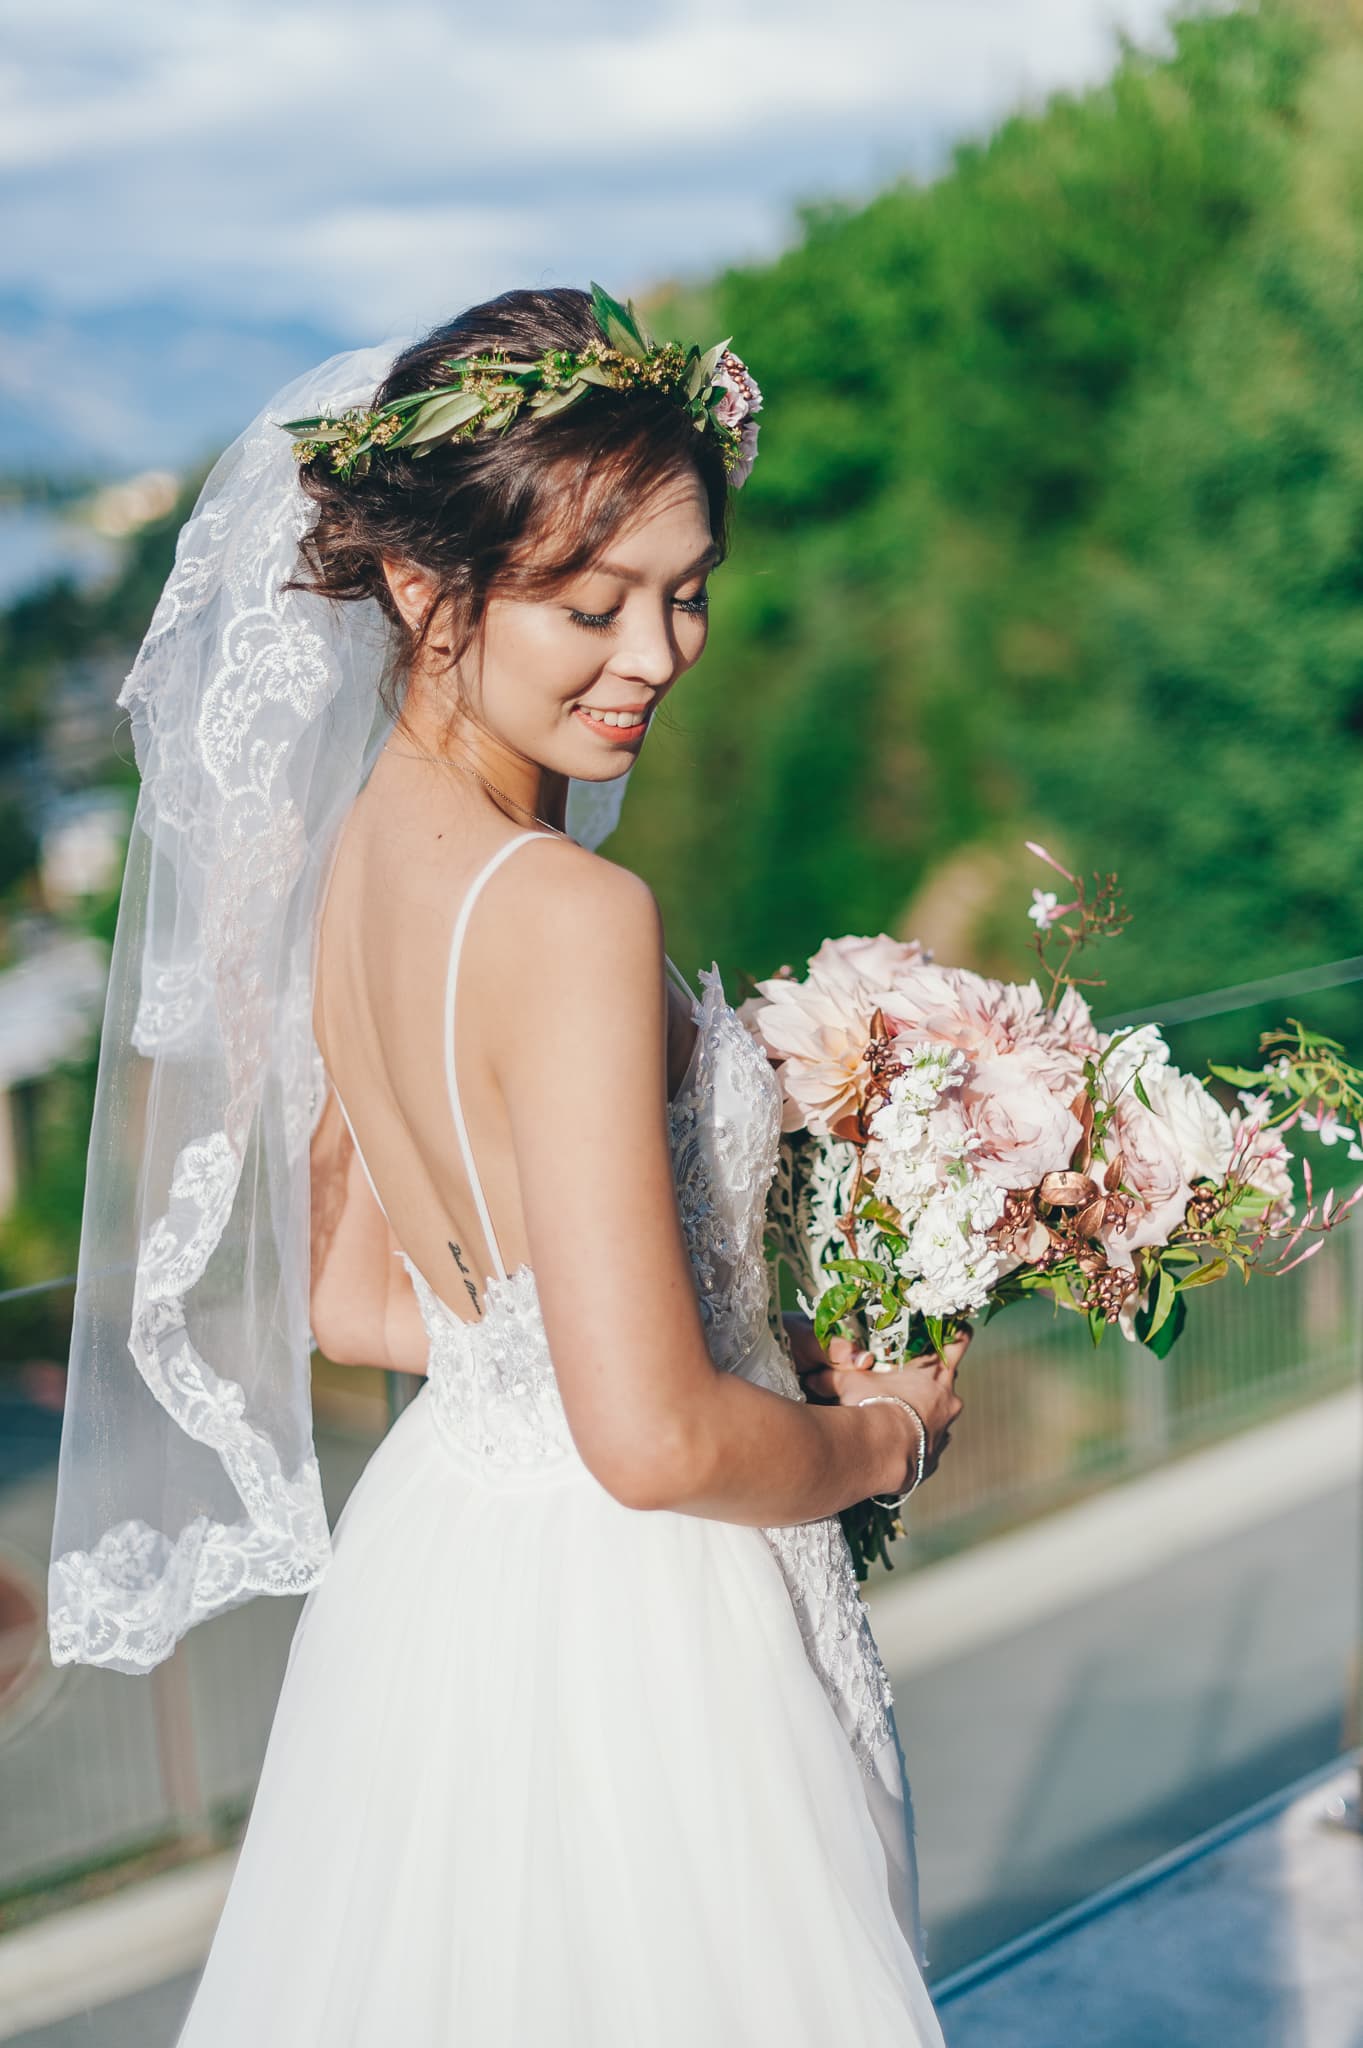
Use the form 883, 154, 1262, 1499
568, 590, 710, 634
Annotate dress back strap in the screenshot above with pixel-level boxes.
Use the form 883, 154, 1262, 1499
664, 953, 698, 1006
444, 830, 558, 1285
330, 1083, 391, 1224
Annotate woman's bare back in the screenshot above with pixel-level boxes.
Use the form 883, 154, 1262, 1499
311, 747, 698, 1335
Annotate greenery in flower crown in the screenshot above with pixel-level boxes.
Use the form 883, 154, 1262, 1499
278, 281, 762, 487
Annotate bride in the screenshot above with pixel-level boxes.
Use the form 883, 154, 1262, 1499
48, 283, 965, 2045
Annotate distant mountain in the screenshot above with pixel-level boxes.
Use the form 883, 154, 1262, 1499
0, 294, 353, 477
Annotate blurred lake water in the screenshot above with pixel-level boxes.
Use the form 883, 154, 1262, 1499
0, 508, 119, 607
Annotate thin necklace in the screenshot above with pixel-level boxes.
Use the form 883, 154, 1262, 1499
385, 740, 566, 837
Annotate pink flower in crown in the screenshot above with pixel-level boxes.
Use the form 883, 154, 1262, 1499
712, 350, 762, 488
729, 418, 760, 489
712, 349, 763, 429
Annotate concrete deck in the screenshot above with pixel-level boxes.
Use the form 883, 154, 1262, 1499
938, 1759, 1363, 2048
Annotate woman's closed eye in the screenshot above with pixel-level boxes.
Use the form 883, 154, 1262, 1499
568, 589, 709, 634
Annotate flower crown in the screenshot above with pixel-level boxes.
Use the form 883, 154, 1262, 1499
279, 281, 762, 488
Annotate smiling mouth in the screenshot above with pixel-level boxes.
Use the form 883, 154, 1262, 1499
576, 705, 650, 731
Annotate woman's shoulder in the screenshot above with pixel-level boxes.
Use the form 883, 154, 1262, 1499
498, 830, 661, 943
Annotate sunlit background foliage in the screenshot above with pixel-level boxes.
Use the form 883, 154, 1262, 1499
2, 0, 1362, 1293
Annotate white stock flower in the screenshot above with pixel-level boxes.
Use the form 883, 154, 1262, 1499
867, 1047, 976, 1223
891, 1041, 970, 1113
901, 1178, 1008, 1318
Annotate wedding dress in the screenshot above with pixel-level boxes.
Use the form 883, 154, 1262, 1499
173, 827, 944, 2048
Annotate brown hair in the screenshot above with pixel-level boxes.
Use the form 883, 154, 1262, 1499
285, 286, 731, 731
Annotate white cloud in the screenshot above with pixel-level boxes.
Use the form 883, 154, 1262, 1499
1, 0, 1180, 331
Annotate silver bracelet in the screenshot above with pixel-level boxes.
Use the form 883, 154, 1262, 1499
857, 1394, 929, 1510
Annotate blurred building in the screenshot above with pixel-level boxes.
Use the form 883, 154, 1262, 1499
0, 927, 106, 1211
38, 790, 128, 908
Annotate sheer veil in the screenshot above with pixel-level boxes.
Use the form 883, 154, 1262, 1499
47, 339, 634, 1674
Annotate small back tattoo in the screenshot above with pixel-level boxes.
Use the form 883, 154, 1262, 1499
447, 1239, 480, 1315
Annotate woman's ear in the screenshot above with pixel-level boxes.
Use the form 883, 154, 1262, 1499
380, 557, 443, 642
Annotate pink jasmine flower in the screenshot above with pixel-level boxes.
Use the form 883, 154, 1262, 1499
1299, 1104, 1354, 1146
1228, 1108, 1295, 1211
1028, 889, 1078, 930
1237, 1087, 1274, 1124
1024, 840, 1077, 883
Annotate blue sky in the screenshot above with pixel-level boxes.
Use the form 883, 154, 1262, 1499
4, 0, 1184, 338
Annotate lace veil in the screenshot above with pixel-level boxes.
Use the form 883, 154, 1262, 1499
46, 340, 633, 1674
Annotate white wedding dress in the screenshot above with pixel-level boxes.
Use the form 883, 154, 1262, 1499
174, 830, 945, 2047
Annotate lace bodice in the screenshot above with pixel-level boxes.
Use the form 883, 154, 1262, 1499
408, 962, 786, 1467
397, 944, 896, 1775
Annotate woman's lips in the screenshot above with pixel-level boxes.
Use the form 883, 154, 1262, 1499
573, 704, 650, 744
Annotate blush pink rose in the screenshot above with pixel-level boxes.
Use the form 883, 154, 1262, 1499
954, 1045, 1085, 1192
1100, 1095, 1194, 1264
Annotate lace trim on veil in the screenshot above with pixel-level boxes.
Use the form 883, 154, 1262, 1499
47, 331, 639, 1675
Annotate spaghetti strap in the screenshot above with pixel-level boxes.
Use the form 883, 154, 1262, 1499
330, 1083, 391, 1225
445, 830, 558, 1285
664, 953, 698, 1006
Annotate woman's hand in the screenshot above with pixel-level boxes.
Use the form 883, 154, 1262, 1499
783, 1312, 969, 1482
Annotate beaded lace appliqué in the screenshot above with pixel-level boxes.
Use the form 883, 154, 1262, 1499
407, 1257, 578, 1482
670, 969, 895, 1776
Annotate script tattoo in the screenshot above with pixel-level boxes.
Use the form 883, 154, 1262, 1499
448, 1239, 480, 1316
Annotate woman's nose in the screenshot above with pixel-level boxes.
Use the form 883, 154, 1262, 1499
614, 601, 688, 687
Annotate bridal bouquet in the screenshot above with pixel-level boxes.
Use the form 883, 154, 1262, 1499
742, 845, 1363, 1576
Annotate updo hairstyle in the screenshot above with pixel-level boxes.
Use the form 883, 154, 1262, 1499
286, 286, 732, 729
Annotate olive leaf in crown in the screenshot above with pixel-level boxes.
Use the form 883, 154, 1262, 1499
278, 281, 761, 485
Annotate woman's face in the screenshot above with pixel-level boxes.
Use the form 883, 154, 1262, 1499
393, 466, 715, 790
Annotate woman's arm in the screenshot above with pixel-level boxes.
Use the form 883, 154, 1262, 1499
309, 1086, 430, 1375
487, 840, 958, 1522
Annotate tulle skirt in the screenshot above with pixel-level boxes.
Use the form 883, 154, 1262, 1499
174, 1378, 945, 2046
